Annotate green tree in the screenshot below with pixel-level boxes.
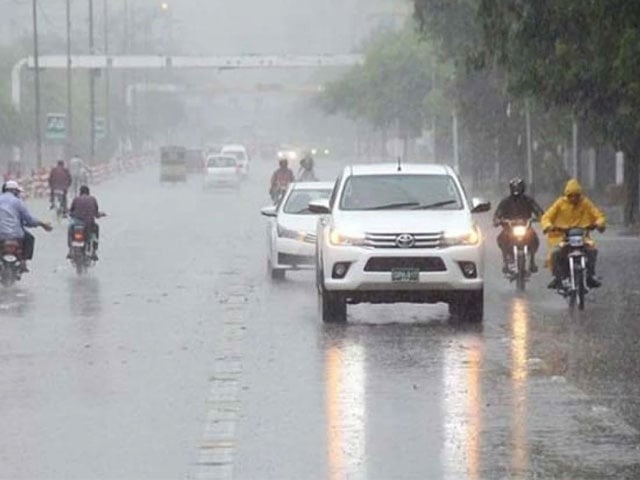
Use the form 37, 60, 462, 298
319, 27, 440, 156
475, 0, 640, 223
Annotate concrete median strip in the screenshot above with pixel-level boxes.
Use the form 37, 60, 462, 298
189, 270, 252, 480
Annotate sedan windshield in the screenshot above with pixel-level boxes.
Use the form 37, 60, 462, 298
283, 189, 332, 214
340, 174, 463, 211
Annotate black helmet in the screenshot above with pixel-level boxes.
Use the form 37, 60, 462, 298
509, 177, 525, 196
279, 158, 288, 168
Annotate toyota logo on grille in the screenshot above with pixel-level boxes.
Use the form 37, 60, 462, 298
396, 233, 416, 248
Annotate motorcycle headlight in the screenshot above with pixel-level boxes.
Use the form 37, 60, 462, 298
329, 228, 366, 247
568, 235, 584, 247
512, 225, 528, 237
442, 226, 481, 246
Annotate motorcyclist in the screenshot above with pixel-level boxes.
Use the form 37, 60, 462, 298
68, 185, 104, 261
297, 155, 318, 182
48, 160, 72, 214
270, 158, 295, 203
68, 154, 91, 197
541, 178, 606, 289
493, 178, 544, 274
0, 180, 52, 271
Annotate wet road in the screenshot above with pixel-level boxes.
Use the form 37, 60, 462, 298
1, 160, 640, 479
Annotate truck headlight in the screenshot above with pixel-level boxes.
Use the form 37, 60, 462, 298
329, 228, 366, 247
442, 226, 480, 246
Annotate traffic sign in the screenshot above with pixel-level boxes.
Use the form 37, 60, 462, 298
45, 113, 66, 140
95, 117, 106, 139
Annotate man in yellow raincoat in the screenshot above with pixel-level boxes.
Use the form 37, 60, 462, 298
541, 179, 606, 289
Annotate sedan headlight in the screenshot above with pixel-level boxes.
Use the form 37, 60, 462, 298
442, 226, 481, 246
329, 228, 366, 246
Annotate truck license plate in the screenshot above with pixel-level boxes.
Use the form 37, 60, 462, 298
391, 268, 420, 283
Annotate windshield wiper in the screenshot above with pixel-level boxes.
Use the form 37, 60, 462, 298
411, 200, 458, 210
366, 202, 420, 210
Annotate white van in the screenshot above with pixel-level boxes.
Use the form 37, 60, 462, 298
220, 144, 250, 177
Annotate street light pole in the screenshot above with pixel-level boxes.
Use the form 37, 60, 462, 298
65, 0, 73, 158
160, 2, 170, 54
89, 0, 96, 164
103, 0, 110, 143
32, 0, 43, 169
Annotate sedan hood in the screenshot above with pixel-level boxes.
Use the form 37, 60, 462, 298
278, 213, 321, 233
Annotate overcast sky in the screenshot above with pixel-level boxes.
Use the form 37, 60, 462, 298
0, 0, 404, 54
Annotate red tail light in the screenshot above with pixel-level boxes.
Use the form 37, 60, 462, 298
3, 240, 20, 254
73, 232, 85, 242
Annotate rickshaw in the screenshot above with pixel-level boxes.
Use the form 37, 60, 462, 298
160, 146, 187, 182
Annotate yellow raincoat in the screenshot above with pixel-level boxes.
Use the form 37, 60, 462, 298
541, 179, 606, 254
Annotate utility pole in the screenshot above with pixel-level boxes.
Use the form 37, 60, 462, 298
452, 109, 460, 174
525, 99, 533, 194
89, 0, 96, 164
32, 0, 43, 169
103, 0, 110, 142
65, 0, 72, 158
431, 69, 437, 162
572, 117, 580, 180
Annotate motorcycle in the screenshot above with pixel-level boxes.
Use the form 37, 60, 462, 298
52, 189, 66, 222
69, 215, 105, 274
0, 239, 23, 287
270, 185, 288, 205
551, 226, 598, 311
501, 218, 535, 291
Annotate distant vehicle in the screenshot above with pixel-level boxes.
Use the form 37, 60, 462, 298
261, 181, 334, 280
205, 145, 223, 156
220, 145, 250, 177
277, 145, 302, 168
311, 163, 491, 323
160, 146, 187, 183
204, 155, 242, 188
309, 146, 332, 157
185, 149, 205, 174
68, 215, 106, 275
52, 189, 66, 222
0, 239, 24, 287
